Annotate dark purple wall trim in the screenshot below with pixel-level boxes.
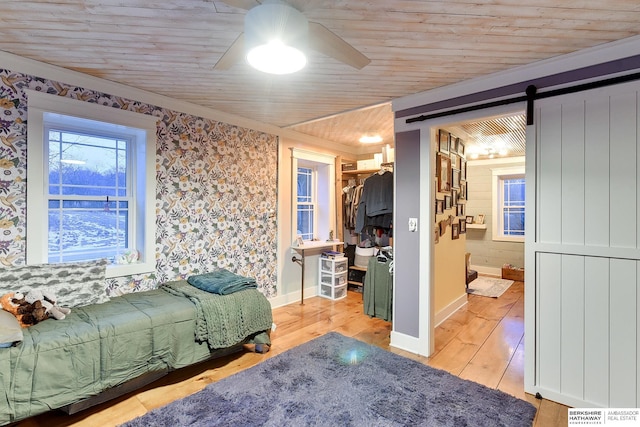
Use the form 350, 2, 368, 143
396, 54, 640, 119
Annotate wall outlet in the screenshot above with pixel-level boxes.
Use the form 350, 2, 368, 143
408, 217, 418, 232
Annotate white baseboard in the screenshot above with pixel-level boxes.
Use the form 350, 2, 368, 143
390, 331, 429, 356
470, 265, 501, 277
434, 294, 468, 327
268, 286, 318, 309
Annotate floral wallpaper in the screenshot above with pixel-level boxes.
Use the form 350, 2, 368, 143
0, 68, 278, 297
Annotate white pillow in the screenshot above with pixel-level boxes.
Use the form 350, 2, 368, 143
0, 310, 23, 347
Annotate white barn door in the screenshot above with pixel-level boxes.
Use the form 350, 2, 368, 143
526, 79, 640, 408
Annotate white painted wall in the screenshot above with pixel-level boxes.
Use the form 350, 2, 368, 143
525, 78, 640, 408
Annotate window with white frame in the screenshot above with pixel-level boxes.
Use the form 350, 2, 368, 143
296, 166, 315, 240
492, 166, 525, 242
291, 148, 335, 244
27, 91, 157, 278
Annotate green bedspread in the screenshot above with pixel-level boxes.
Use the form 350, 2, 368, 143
0, 283, 273, 425
161, 280, 273, 349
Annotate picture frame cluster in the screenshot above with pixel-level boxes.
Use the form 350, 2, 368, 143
435, 129, 468, 244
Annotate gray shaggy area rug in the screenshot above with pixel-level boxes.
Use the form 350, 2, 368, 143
122, 332, 536, 427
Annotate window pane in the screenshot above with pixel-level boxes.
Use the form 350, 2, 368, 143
297, 167, 312, 203
48, 205, 129, 263
48, 130, 128, 197
296, 167, 315, 240
46, 126, 132, 263
503, 208, 525, 235
297, 204, 314, 240
504, 178, 525, 206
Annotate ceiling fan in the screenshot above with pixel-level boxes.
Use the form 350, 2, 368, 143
214, 0, 370, 73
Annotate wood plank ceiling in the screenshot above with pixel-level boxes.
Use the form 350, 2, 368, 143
1, 1, 639, 152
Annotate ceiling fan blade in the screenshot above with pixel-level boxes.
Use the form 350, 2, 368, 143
213, 33, 245, 70
217, 0, 260, 10
308, 22, 370, 70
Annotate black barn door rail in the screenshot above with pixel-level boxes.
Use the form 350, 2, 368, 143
405, 71, 640, 126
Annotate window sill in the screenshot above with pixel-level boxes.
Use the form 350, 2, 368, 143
106, 261, 155, 278
492, 236, 525, 243
292, 241, 344, 251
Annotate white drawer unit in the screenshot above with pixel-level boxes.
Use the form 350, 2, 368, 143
320, 257, 347, 273
320, 271, 348, 287
319, 283, 348, 300
318, 256, 348, 300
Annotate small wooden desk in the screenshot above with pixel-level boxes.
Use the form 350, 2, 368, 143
291, 241, 344, 305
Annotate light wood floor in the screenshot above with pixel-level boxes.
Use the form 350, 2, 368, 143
18, 281, 568, 427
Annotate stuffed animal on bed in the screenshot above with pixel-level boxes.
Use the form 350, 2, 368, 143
24, 290, 71, 320
0, 292, 48, 327
1, 290, 71, 327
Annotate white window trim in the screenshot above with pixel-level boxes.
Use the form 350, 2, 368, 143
26, 90, 157, 278
290, 148, 336, 244
491, 165, 525, 243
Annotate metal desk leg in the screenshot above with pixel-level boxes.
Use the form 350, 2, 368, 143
292, 249, 305, 305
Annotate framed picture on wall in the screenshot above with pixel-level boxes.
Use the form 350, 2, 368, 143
450, 136, 459, 154
452, 223, 460, 239
461, 159, 467, 180
459, 219, 467, 233
435, 199, 444, 215
444, 194, 451, 210
436, 152, 451, 192
438, 129, 450, 153
458, 140, 465, 157
457, 204, 465, 217
450, 153, 460, 170
439, 220, 447, 236
452, 169, 461, 189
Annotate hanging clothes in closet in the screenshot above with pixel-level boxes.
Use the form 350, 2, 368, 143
364, 250, 393, 321
343, 181, 363, 230
354, 169, 393, 238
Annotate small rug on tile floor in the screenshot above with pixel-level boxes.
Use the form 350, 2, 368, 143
121, 332, 536, 427
467, 276, 514, 298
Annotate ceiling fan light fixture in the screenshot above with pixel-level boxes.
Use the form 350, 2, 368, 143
247, 40, 306, 74
244, 2, 308, 75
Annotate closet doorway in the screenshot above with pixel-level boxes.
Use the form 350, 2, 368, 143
422, 106, 526, 348
425, 107, 528, 389
433, 111, 526, 327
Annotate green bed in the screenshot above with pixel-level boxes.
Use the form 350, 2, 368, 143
0, 281, 272, 425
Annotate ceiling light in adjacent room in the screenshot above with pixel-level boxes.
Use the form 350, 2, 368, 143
244, 2, 308, 75
359, 134, 383, 144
